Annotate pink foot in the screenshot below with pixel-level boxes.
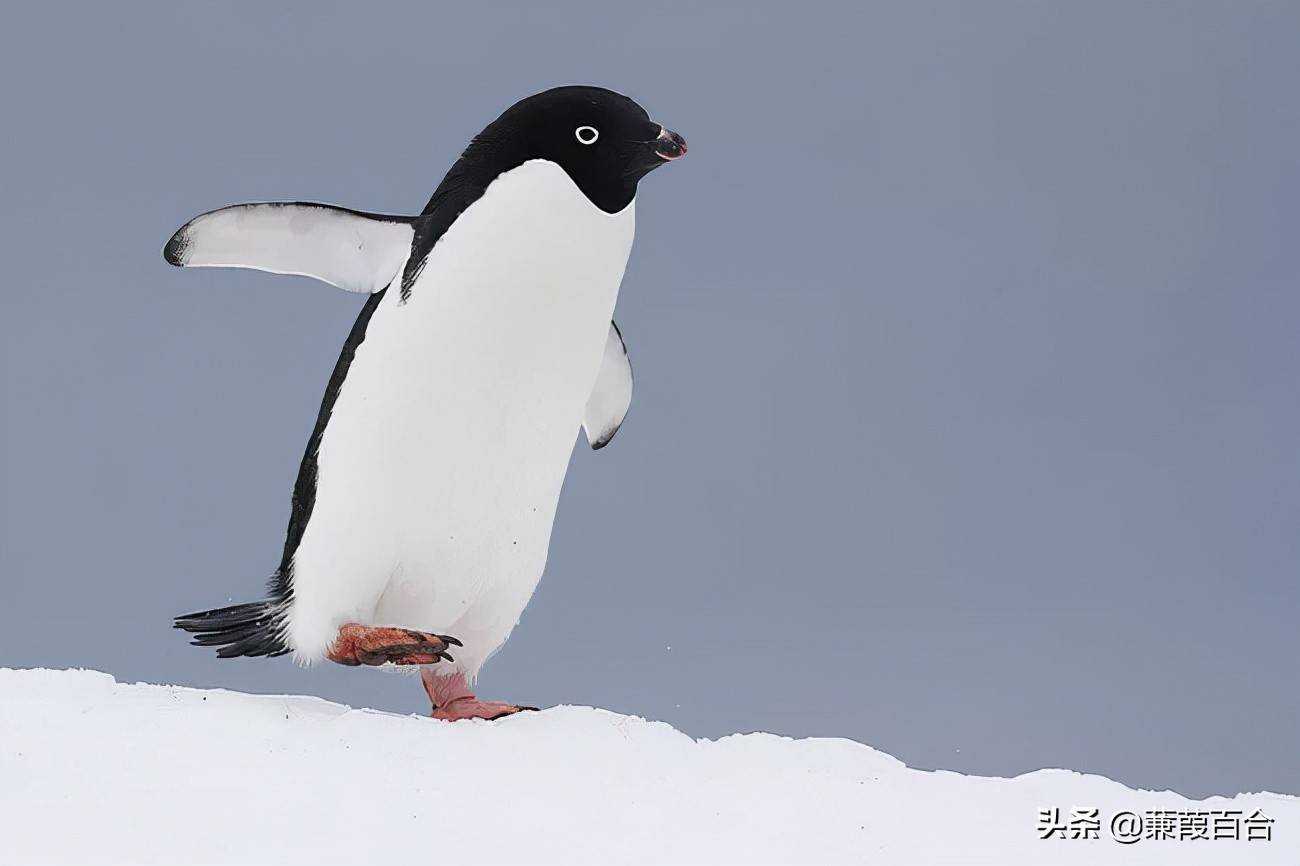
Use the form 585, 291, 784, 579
432, 697, 532, 721
325, 623, 460, 667
421, 668, 537, 721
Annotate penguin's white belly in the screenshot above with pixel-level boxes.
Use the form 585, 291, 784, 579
285, 161, 635, 672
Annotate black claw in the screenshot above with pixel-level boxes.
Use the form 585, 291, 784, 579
438, 652, 455, 663
441, 635, 463, 647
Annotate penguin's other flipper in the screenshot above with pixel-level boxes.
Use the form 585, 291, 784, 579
164, 203, 417, 294
583, 321, 633, 450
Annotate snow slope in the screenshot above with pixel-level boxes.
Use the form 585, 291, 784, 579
1, 669, 1294, 865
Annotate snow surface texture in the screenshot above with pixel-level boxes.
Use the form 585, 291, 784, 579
1, 669, 1295, 865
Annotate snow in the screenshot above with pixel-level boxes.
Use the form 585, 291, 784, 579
1, 669, 1294, 865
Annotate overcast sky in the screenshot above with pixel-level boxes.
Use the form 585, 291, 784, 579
2, 2, 1297, 799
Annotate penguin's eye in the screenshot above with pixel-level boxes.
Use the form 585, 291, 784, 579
575, 125, 599, 145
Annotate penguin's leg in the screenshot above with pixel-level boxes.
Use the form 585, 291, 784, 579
420, 668, 538, 721
325, 624, 461, 667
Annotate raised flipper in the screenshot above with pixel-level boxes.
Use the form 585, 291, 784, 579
163, 203, 417, 294
583, 321, 633, 450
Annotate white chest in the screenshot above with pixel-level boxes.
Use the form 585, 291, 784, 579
287, 160, 635, 659
354, 160, 636, 506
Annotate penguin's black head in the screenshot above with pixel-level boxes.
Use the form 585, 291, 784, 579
450, 86, 686, 215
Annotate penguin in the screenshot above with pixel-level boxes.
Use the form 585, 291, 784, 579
166, 86, 686, 720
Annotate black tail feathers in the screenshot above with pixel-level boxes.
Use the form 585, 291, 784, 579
174, 600, 290, 659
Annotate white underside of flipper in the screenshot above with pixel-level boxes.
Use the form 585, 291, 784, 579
583, 323, 633, 449
165, 203, 415, 294
284, 160, 636, 677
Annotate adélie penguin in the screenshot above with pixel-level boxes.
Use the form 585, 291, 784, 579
166, 86, 686, 720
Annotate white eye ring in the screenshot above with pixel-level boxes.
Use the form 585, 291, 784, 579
575, 125, 599, 145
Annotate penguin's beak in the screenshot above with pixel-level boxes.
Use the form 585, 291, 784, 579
629, 126, 687, 179
653, 127, 688, 161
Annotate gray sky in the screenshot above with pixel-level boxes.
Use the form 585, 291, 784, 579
2, 2, 1297, 799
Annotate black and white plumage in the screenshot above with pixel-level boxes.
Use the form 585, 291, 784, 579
169, 87, 685, 680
